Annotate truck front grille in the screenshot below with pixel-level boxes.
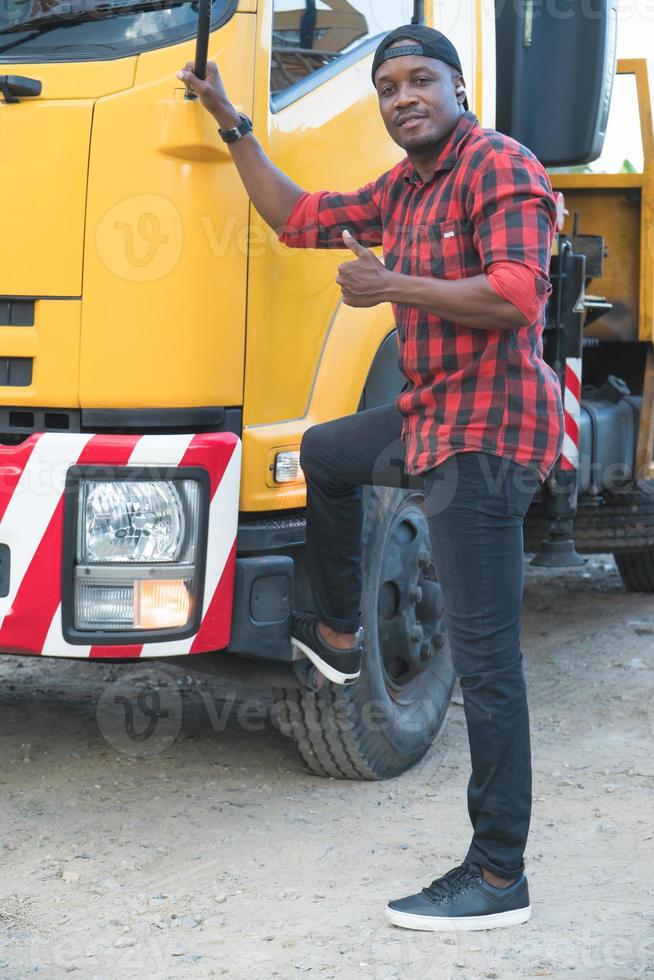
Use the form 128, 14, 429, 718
0, 300, 34, 327
0, 358, 33, 387
0, 408, 80, 445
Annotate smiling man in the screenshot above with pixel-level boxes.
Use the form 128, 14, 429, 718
178, 23, 564, 932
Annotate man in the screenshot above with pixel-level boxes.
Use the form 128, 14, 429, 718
177, 24, 564, 932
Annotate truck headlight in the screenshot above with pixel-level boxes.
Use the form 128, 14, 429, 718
80, 481, 188, 563
65, 471, 208, 640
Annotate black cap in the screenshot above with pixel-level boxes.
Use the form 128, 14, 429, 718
371, 25, 468, 110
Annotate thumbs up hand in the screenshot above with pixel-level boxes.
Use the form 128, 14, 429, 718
336, 230, 392, 308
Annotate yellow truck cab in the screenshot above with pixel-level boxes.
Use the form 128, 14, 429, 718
0, 0, 652, 779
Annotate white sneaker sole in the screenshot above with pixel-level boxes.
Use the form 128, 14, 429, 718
385, 904, 532, 932
291, 637, 361, 686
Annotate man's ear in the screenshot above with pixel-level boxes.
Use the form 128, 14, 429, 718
455, 74, 467, 105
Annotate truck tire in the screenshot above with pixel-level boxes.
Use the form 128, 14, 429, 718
524, 481, 654, 555
614, 550, 654, 592
273, 486, 455, 780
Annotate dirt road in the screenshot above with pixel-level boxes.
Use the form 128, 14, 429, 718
0, 556, 653, 980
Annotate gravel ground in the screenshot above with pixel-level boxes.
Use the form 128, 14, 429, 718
0, 555, 653, 980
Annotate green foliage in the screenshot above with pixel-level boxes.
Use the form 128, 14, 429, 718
549, 159, 638, 176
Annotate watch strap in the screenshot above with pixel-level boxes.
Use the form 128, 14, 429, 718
218, 112, 253, 144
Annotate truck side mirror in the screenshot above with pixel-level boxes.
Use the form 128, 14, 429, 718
495, 0, 618, 166
0, 75, 42, 104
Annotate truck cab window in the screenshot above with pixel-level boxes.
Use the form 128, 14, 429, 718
0, 0, 236, 62
271, 0, 415, 97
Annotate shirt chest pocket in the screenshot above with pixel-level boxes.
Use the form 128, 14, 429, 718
419, 218, 481, 281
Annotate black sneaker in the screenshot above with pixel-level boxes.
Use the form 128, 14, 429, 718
386, 862, 531, 932
291, 613, 363, 687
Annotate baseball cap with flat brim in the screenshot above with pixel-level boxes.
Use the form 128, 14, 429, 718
371, 25, 468, 111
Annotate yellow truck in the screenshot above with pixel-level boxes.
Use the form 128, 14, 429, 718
0, 0, 652, 779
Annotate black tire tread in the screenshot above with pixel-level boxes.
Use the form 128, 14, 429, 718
273, 485, 454, 781
272, 689, 331, 778
614, 549, 654, 592
315, 688, 372, 780
524, 484, 654, 555
273, 684, 383, 780
303, 689, 355, 779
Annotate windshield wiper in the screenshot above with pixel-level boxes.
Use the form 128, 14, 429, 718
0, 0, 196, 37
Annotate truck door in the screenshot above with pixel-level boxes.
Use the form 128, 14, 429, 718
244, 0, 415, 427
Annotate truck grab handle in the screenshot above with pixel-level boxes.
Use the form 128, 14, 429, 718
184, 0, 212, 99
411, 1, 425, 24
194, 0, 212, 81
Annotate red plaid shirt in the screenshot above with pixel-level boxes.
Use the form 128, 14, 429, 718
279, 112, 564, 481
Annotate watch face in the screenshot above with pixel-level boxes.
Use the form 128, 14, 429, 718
219, 114, 251, 143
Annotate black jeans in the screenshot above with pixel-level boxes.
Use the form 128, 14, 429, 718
300, 403, 541, 879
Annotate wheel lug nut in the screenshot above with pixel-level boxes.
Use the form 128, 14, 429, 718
408, 586, 423, 604
410, 626, 423, 642
418, 549, 430, 568
420, 641, 432, 661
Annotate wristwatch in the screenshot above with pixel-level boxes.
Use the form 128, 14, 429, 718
218, 112, 253, 144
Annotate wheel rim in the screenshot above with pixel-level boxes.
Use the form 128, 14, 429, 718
376, 493, 449, 705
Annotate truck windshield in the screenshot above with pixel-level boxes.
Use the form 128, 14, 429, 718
0, 0, 236, 62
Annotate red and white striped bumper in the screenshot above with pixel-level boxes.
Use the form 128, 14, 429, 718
0, 432, 241, 659
560, 357, 582, 472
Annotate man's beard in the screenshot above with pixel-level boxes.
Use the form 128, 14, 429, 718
399, 130, 442, 153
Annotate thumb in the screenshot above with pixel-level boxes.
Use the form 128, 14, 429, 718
176, 65, 199, 87
343, 229, 369, 257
